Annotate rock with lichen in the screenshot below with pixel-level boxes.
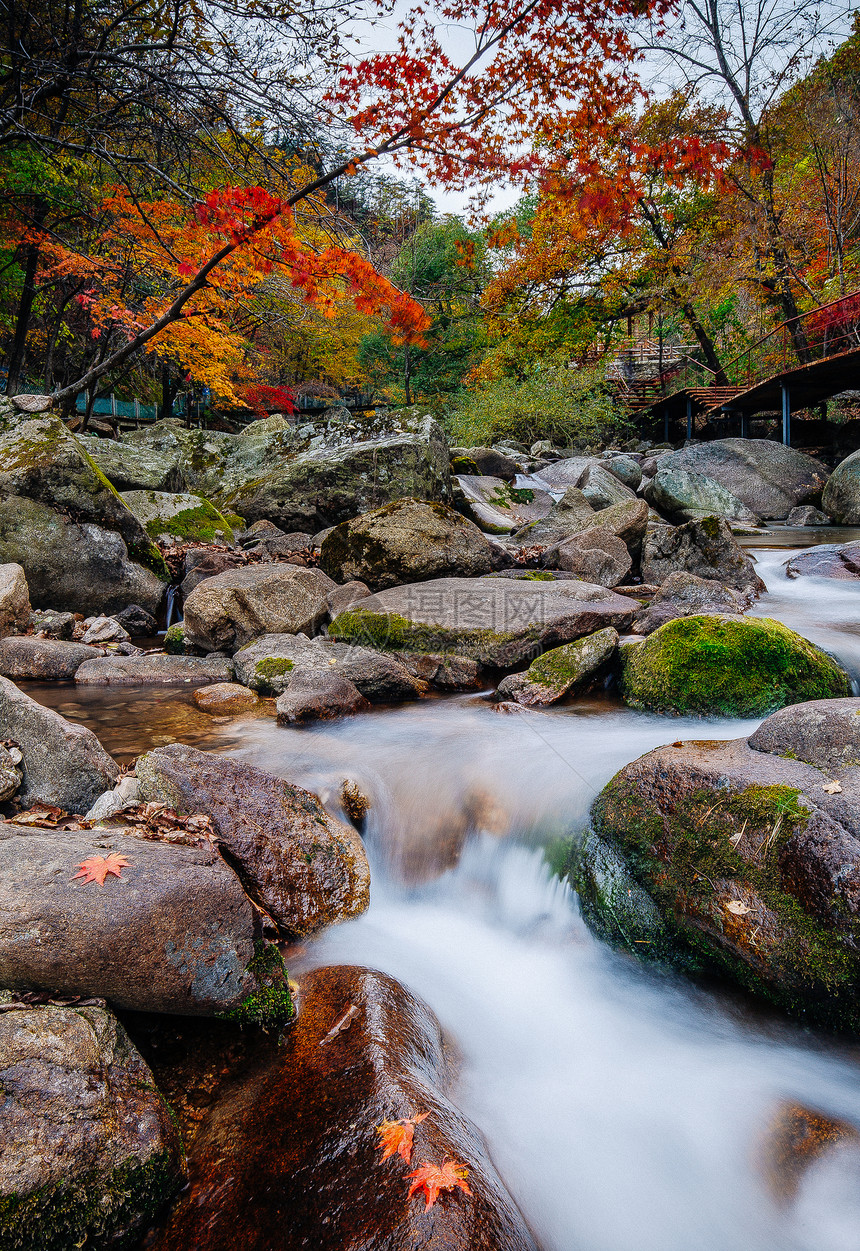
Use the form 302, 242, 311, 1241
495, 628, 618, 706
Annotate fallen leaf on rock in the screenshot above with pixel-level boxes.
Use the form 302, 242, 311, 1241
9, 802, 92, 830
725, 900, 752, 916
407, 1160, 472, 1210
118, 803, 217, 846
822, 780, 843, 794
73, 853, 130, 887
376, 1113, 429, 1164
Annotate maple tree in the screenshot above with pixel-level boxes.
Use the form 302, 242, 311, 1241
406, 1160, 472, 1210
376, 1113, 429, 1164
73, 853, 130, 887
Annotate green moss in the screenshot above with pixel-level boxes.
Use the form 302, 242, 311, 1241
142, 501, 235, 544
127, 538, 171, 580
164, 624, 185, 654
621, 614, 850, 717
221, 940, 295, 1032
452, 456, 480, 474
0, 1148, 179, 1251
251, 656, 294, 694
329, 605, 523, 663
516, 570, 555, 581
700, 514, 722, 539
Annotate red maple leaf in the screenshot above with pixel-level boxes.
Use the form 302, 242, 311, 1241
376, 1112, 428, 1164
73, 853, 130, 887
406, 1159, 472, 1210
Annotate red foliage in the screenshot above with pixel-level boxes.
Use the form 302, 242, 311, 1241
243, 383, 297, 416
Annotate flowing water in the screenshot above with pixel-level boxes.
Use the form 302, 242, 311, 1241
24, 537, 860, 1249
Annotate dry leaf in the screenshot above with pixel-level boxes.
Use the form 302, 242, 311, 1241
822, 780, 843, 794
73, 853, 130, 887
725, 900, 752, 916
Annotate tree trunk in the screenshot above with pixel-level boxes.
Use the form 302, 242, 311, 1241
5, 201, 46, 396
403, 345, 412, 405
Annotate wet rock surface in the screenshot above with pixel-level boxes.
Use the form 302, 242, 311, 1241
0, 634, 104, 680
182, 564, 332, 652
320, 497, 493, 590
784, 539, 860, 579
0, 674, 118, 809
149, 965, 539, 1251
641, 516, 765, 594
329, 576, 635, 667
193, 681, 261, 714
0, 822, 265, 1014
233, 633, 422, 701
0, 1002, 181, 1251
276, 670, 371, 722
136, 744, 370, 937
75, 653, 234, 685
495, 627, 618, 706
749, 698, 860, 771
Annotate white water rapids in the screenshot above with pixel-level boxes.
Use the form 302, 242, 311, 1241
211, 543, 860, 1251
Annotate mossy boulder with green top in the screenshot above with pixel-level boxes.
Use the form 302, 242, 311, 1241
620, 613, 850, 718
121, 490, 242, 544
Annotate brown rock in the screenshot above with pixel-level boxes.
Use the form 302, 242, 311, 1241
762, 1101, 860, 1202
149, 965, 539, 1251
395, 651, 483, 690
193, 682, 260, 714
553, 527, 632, 587
75, 654, 234, 685
275, 671, 371, 722
0, 563, 30, 637
136, 744, 370, 938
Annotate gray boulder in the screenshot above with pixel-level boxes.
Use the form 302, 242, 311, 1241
578, 463, 638, 510
183, 564, 332, 653
553, 528, 632, 587
28, 609, 75, 639
0, 636, 105, 680
787, 505, 830, 526
121, 489, 238, 544
534, 456, 593, 490
512, 486, 596, 547
233, 633, 421, 701
822, 448, 860, 523
0, 1002, 181, 1250
604, 454, 643, 490
328, 576, 634, 667
451, 445, 523, 478
632, 571, 747, 634
641, 516, 765, 594
495, 627, 618, 706
75, 654, 234, 684
654, 439, 829, 519
326, 579, 370, 619
454, 475, 553, 534
785, 540, 860, 580
394, 651, 482, 690
136, 744, 371, 938
319, 497, 493, 591
0, 563, 29, 637
0, 821, 280, 1014
111, 604, 158, 636
645, 466, 760, 525
749, 697, 860, 771
275, 671, 370, 722
0, 675, 118, 809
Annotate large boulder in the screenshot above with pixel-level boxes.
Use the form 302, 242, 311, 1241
0, 563, 29, 637
454, 475, 552, 534
620, 614, 850, 717
0, 1002, 181, 1251
182, 564, 332, 653
632, 571, 747, 634
75, 654, 234, 685
511, 486, 597, 547
822, 448, 860, 523
451, 445, 523, 479
0, 821, 284, 1016
233, 633, 422, 701
121, 489, 240, 544
577, 462, 638, 510
653, 440, 829, 520
0, 675, 118, 809
319, 498, 493, 591
275, 671, 371, 722
149, 965, 538, 1251
136, 744, 370, 938
552, 528, 632, 587
784, 540, 860, 580
645, 466, 760, 525
495, 627, 618, 706
534, 456, 594, 490
329, 577, 634, 667
0, 635, 103, 680
0, 496, 166, 615
640, 516, 765, 595
584, 702, 860, 1024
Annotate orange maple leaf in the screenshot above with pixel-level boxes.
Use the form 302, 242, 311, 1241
406, 1159, 472, 1210
73, 853, 130, 887
376, 1112, 428, 1164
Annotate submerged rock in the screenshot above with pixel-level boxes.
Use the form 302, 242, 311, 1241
319, 497, 493, 590
193, 682, 260, 714
136, 744, 370, 938
329, 576, 635, 667
640, 516, 765, 594
620, 614, 849, 717
183, 564, 332, 653
149, 965, 539, 1251
0, 675, 118, 810
784, 540, 860, 580
495, 628, 618, 707
0, 1002, 181, 1251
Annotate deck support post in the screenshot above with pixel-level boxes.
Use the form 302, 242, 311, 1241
740, 411, 749, 439
663, 407, 669, 442
781, 383, 791, 446
686, 397, 693, 441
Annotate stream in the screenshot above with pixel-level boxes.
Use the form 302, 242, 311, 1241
24, 534, 860, 1250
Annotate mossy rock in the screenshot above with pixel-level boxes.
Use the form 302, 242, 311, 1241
164, 624, 186, 654
122, 490, 240, 544
621, 613, 850, 717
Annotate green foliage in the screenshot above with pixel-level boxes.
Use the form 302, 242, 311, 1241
447, 359, 629, 448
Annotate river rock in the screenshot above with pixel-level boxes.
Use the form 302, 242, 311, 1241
578, 463, 638, 510
495, 628, 618, 706
552, 528, 632, 586
149, 965, 538, 1251
233, 633, 422, 701
620, 614, 850, 717
0, 635, 103, 680
0, 675, 118, 809
645, 466, 760, 525
452, 445, 523, 479
535, 456, 593, 490
784, 540, 860, 580
604, 454, 643, 491
786, 505, 830, 526
80, 432, 184, 492
136, 744, 370, 938
512, 486, 597, 548
749, 697, 860, 771
821, 448, 860, 523
0, 821, 280, 1014
245, 531, 314, 559
275, 671, 371, 722
455, 476, 553, 534
183, 564, 331, 653
193, 682, 260, 714
326, 578, 370, 618
81, 615, 130, 644
395, 652, 482, 690
112, 603, 158, 636
762, 1101, 860, 1203
0, 563, 29, 637
0, 495, 166, 615
179, 548, 246, 599
0, 1002, 182, 1251
328, 576, 635, 667
319, 498, 493, 590
586, 713, 860, 1024
122, 489, 239, 544
640, 516, 766, 594
632, 571, 747, 634
28, 608, 75, 639
653, 440, 829, 520
75, 654, 234, 685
